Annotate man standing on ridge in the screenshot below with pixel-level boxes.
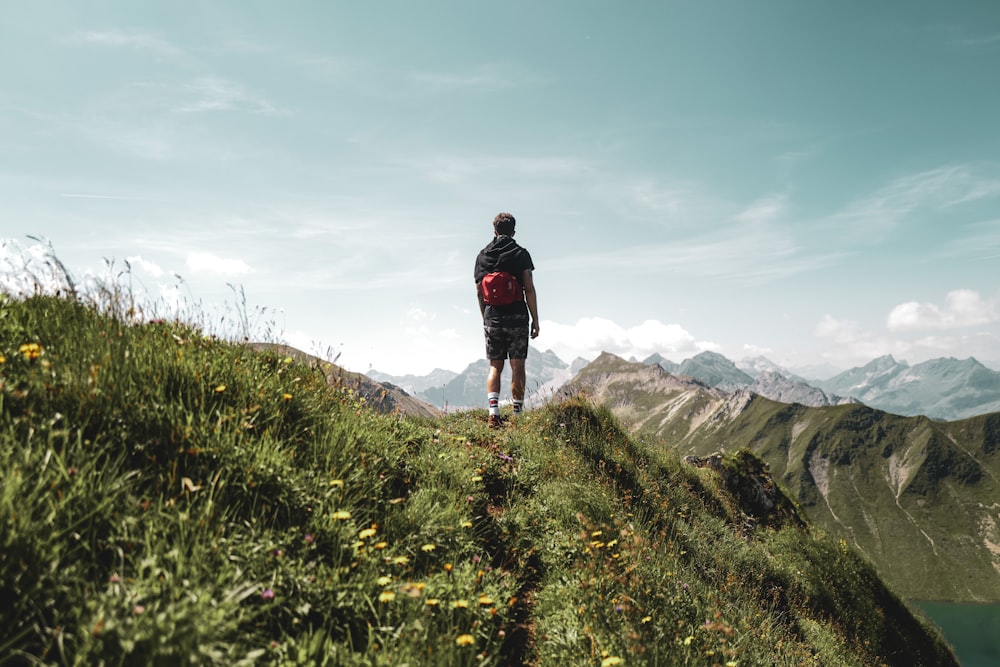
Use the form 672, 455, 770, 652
474, 212, 539, 428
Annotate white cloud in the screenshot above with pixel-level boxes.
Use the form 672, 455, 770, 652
176, 77, 284, 115
833, 165, 1000, 243
735, 194, 788, 224
75, 30, 183, 59
186, 251, 253, 276
126, 255, 165, 278
535, 317, 711, 363
887, 289, 998, 331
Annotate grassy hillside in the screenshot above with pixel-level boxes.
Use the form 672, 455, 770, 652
567, 354, 1000, 603
0, 294, 957, 665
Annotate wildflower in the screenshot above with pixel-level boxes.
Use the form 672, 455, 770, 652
0, 353, 5, 364
425, 598, 441, 606
452, 599, 469, 609
282, 393, 293, 401
332, 510, 351, 520
683, 635, 694, 646
215, 384, 226, 393
377, 576, 392, 586
108, 574, 121, 583
460, 520, 473, 528
443, 563, 453, 573
470, 475, 483, 482
455, 634, 475, 647
391, 556, 409, 565
374, 541, 388, 550
478, 595, 494, 606
330, 479, 344, 488
133, 604, 145, 615
601, 658, 623, 667
420, 543, 436, 552
401, 581, 425, 597
304, 534, 314, 544
359, 527, 377, 540
261, 589, 275, 601
641, 615, 652, 624
19, 343, 43, 360
378, 590, 395, 603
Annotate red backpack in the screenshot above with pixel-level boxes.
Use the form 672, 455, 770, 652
480, 271, 523, 306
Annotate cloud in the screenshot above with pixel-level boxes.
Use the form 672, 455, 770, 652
536, 317, 713, 362
735, 194, 788, 224
886, 289, 998, 331
125, 255, 165, 278
833, 165, 1000, 243
186, 251, 253, 276
176, 77, 284, 115
408, 63, 546, 91
74, 30, 183, 59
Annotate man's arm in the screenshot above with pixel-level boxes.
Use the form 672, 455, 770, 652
521, 269, 539, 339
476, 281, 486, 318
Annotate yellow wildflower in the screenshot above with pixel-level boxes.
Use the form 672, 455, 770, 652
641, 615, 652, 624
420, 543, 436, 552
684, 635, 694, 646
601, 658, 623, 667
452, 599, 469, 609
282, 393, 293, 401
332, 510, 351, 520
478, 595, 494, 606
374, 541, 388, 550
19, 343, 42, 360
378, 590, 395, 603
425, 598, 440, 606
391, 556, 409, 565
460, 520, 473, 528
470, 475, 483, 482
330, 479, 344, 488
215, 383, 226, 393
455, 634, 475, 647
376, 576, 392, 586
0, 353, 6, 364
359, 527, 377, 540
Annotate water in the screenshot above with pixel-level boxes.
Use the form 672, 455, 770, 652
916, 601, 1000, 667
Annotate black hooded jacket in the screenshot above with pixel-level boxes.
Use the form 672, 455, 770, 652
474, 235, 534, 327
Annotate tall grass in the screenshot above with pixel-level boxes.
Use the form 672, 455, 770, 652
0, 255, 958, 665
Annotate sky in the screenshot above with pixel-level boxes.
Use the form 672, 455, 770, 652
3, 1, 1000, 378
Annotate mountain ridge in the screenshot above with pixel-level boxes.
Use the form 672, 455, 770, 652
561, 354, 1000, 603
372, 348, 1000, 421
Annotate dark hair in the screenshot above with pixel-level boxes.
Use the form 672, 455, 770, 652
493, 212, 516, 236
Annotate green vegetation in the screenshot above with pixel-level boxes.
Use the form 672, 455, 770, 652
568, 356, 1000, 603
0, 291, 957, 665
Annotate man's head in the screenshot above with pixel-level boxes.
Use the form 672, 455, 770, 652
493, 212, 516, 237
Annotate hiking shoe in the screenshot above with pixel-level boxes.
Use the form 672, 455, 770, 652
488, 414, 504, 429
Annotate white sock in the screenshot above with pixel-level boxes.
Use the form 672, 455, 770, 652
488, 392, 500, 416
512, 399, 524, 414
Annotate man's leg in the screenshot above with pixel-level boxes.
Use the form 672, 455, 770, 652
487, 359, 504, 418
509, 357, 526, 414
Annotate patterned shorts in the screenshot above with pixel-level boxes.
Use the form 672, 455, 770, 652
484, 325, 529, 361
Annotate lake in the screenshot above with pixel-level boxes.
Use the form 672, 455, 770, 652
916, 601, 1000, 667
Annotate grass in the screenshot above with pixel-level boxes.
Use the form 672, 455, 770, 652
0, 263, 959, 665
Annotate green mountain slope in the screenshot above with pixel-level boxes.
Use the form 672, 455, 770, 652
567, 354, 1000, 603
0, 295, 958, 665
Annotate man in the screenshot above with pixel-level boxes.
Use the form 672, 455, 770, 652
474, 212, 540, 428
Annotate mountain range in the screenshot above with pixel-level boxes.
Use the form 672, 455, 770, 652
561, 353, 1000, 603
370, 348, 1000, 421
